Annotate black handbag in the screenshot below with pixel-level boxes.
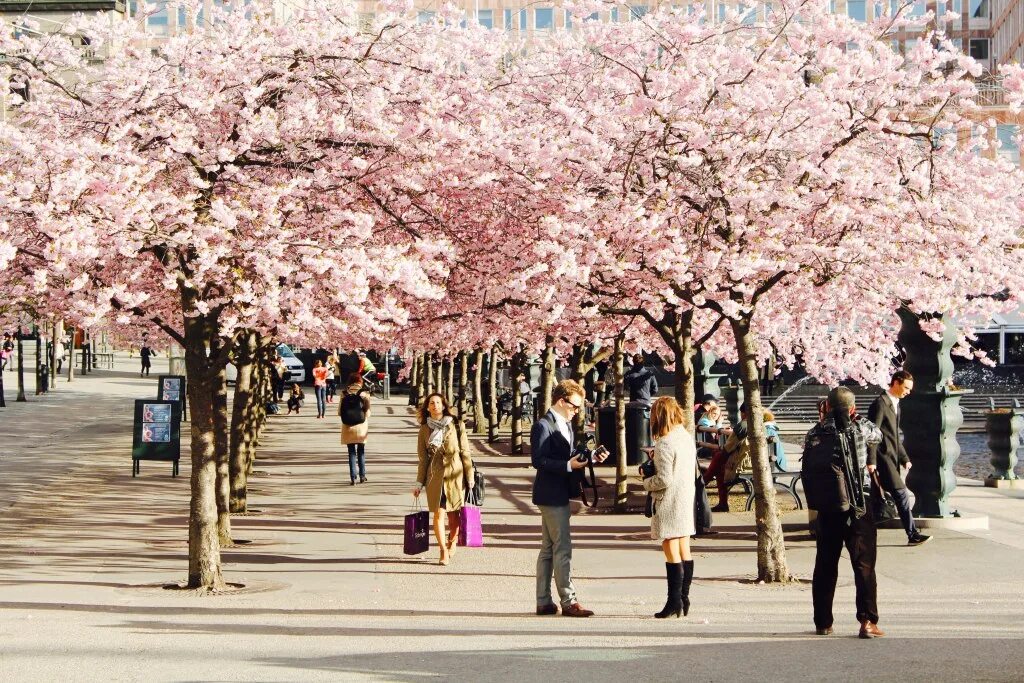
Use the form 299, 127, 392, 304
640, 457, 656, 518
869, 470, 898, 526
694, 468, 713, 533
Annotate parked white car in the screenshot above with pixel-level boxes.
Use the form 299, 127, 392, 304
225, 343, 305, 385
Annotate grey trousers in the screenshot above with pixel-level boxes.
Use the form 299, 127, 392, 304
537, 504, 576, 608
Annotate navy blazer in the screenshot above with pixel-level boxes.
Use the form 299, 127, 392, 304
531, 411, 573, 507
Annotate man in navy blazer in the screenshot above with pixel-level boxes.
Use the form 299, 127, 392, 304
532, 379, 607, 617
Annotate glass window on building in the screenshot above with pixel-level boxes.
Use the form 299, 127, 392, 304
970, 38, 990, 61
950, 0, 962, 12
478, 9, 493, 28
631, 5, 650, 19
763, 2, 774, 18
738, 3, 756, 23
971, 333, 1001, 361
970, 0, 988, 18
147, 2, 169, 35
1004, 333, 1024, 364
535, 7, 554, 29
848, 0, 867, 21
907, 0, 926, 16
718, 2, 727, 21
828, 0, 836, 13
611, 7, 619, 21
997, 124, 1021, 164
904, 38, 919, 55
418, 10, 435, 24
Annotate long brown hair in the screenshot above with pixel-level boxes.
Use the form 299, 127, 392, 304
650, 396, 686, 439
418, 392, 454, 425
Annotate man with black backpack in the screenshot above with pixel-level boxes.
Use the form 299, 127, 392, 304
802, 387, 883, 639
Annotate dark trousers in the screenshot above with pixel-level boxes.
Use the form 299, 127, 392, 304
274, 378, 285, 402
890, 486, 918, 539
813, 508, 879, 629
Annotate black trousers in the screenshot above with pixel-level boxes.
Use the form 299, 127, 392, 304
813, 508, 878, 629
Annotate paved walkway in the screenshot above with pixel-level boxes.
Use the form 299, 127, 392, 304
1, 356, 1023, 682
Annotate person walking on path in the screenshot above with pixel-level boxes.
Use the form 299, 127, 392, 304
867, 370, 930, 546
1, 333, 13, 372
325, 355, 338, 404
413, 392, 474, 566
139, 343, 153, 378
286, 383, 305, 414
641, 397, 698, 619
272, 355, 288, 402
803, 387, 884, 639
531, 379, 608, 617
312, 360, 329, 419
340, 374, 371, 485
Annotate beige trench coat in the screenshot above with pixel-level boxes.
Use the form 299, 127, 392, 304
416, 421, 475, 514
339, 387, 371, 445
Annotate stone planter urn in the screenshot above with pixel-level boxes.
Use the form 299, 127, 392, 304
985, 409, 1023, 486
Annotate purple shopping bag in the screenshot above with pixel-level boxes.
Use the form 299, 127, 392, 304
458, 504, 483, 547
404, 509, 430, 555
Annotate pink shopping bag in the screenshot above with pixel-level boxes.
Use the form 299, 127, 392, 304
458, 504, 483, 547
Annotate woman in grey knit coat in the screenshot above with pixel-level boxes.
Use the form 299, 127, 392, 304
641, 396, 697, 619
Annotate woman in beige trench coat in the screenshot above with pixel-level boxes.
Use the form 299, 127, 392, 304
412, 392, 474, 566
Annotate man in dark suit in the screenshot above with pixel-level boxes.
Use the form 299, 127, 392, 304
532, 379, 607, 617
867, 370, 930, 546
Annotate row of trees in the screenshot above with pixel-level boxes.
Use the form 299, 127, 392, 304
2, 0, 1023, 588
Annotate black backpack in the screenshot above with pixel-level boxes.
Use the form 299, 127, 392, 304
340, 392, 366, 425
800, 427, 850, 513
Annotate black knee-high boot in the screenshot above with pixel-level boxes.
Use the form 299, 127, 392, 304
681, 560, 695, 616
655, 562, 683, 619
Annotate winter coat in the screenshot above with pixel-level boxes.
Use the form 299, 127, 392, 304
339, 385, 371, 445
625, 366, 659, 405
722, 422, 751, 483
417, 420, 475, 514
866, 393, 908, 491
642, 424, 697, 540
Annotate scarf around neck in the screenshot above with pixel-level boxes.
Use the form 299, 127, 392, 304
426, 415, 452, 450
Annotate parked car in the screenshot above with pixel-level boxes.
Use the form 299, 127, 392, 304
225, 343, 305, 386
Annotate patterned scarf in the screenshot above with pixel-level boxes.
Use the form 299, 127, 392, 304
426, 415, 452, 450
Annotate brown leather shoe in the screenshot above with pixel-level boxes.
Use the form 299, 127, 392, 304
562, 603, 594, 618
859, 621, 885, 639
815, 627, 833, 636
536, 604, 559, 616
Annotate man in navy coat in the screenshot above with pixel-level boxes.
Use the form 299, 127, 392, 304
532, 379, 607, 617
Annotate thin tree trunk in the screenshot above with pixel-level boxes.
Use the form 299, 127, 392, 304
511, 348, 524, 454
487, 345, 498, 443
16, 327, 26, 402
184, 326, 225, 590
434, 356, 443, 399
472, 348, 485, 434
213, 361, 232, 546
67, 325, 74, 383
445, 357, 455, 406
569, 344, 587, 441
229, 331, 257, 513
613, 334, 628, 512
539, 335, 556, 415
673, 324, 697, 434
50, 320, 58, 389
456, 350, 468, 421
730, 316, 790, 584
423, 353, 432, 397
408, 355, 419, 406
34, 329, 42, 395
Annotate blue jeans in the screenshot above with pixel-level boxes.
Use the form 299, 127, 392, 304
347, 443, 365, 482
314, 386, 327, 417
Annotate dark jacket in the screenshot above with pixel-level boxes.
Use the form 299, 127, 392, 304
867, 393, 908, 491
625, 366, 658, 405
801, 415, 881, 516
531, 410, 573, 507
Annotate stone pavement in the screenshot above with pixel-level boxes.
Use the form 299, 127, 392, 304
1, 356, 1023, 682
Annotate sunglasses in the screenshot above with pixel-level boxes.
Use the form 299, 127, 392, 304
564, 398, 583, 412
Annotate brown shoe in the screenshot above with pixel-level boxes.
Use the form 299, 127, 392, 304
815, 626, 833, 636
859, 621, 884, 639
536, 604, 559, 616
562, 603, 594, 618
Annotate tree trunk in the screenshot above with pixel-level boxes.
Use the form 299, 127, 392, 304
456, 350, 468, 421
34, 330, 41, 395
539, 335, 556, 415
569, 344, 587, 441
184, 331, 225, 590
229, 331, 257, 514
730, 316, 790, 583
511, 349, 524, 454
408, 354, 419, 406
487, 345, 498, 443
212, 361, 232, 546
16, 327, 26, 402
50, 320, 59, 389
613, 334, 628, 512
472, 348, 485, 434
422, 353, 432, 397
66, 325, 74, 383
672, 327, 696, 434
445, 357, 455, 407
